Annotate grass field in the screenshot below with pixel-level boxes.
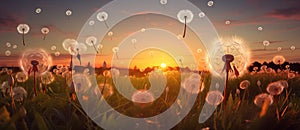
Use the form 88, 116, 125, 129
0, 68, 300, 130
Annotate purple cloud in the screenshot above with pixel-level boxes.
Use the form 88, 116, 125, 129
266, 7, 300, 21
0, 10, 23, 33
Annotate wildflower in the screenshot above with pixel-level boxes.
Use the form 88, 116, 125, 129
132, 90, 155, 108
272, 55, 285, 65
15, 72, 28, 83
239, 80, 250, 89
266, 82, 284, 95
12, 87, 27, 102
288, 72, 296, 79
205, 90, 224, 106
254, 93, 273, 107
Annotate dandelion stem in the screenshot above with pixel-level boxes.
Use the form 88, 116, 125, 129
33, 71, 37, 96
182, 16, 187, 38
22, 31, 25, 46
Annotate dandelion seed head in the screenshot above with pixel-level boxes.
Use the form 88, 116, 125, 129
266, 82, 284, 95
254, 93, 273, 107
205, 90, 223, 106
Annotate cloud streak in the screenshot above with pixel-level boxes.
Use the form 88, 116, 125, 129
0, 10, 23, 33
266, 7, 300, 21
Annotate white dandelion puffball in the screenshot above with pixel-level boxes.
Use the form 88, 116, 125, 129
290, 46, 296, 51
51, 45, 57, 51
12, 87, 27, 102
15, 72, 28, 83
20, 49, 52, 75
41, 27, 50, 34
266, 82, 284, 96
35, 8, 42, 14
12, 45, 18, 49
210, 38, 249, 76
239, 80, 250, 89
40, 71, 55, 85
205, 90, 224, 106
199, 12, 205, 18
131, 90, 155, 104
177, 10, 194, 23
5, 50, 11, 56
6, 42, 11, 47
225, 20, 231, 25
207, 1, 214, 7
97, 11, 108, 22
54, 51, 60, 57
160, 0, 167, 5
17, 24, 30, 34
258, 26, 263, 31
254, 93, 273, 107
108, 31, 114, 36
65, 9, 72, 16
181, 73, 202, 94
263, 40, 270, 47
62, 38, 77, 51
272, 55, 285, 65
86, 36, 97, 46
89, 20, 95, 26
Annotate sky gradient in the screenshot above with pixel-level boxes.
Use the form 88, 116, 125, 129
0, 0, 299, 68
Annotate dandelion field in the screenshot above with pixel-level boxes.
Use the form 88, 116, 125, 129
1, 66, 300, 130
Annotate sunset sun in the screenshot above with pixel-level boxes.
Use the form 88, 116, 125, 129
160, 63, 167, 68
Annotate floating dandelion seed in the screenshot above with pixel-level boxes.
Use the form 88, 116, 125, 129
97, 11, 109, 29
41, 27, 50, 40
15, 72, 28, 83
254, 93, 273, 107
207, 1, 214, 7
51, 45, 57, 51
205, 90, 224, 106
239, 80, 250, 89
225, 20, 231, 25
131, 90, 155, 105
277, 47, 282, 52
272, 55, 285, 65
108, 31, 113, 40
266, 82, 284, 96
35, 8, 42, 14
181, 74, 201, 94
197, 48, 202, 53
131, 39, 137, 49
290, 46, 296, 51
54, 51, 60, 57
17, 24, 30, 46
160, 0, 167, 5
6, 42, 11, 48
65, 9, 72, 16
103, 70, 111, 77
12, 45, 18, 49
112, 47, 119, 59
73, 74, 92, 93
177, 9, 193, 38
5, 50, 11, 56
86, 36, 99, 53
258, 26, 263, 31
141, 28, 146, 32
89, 20, 95, 26
12, 87, 27, 102
199, 12, 205, 18
62, 38, 77, 51
97, 44, 104, 54
40, 71, 55, 85
262, 40, 270, 50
